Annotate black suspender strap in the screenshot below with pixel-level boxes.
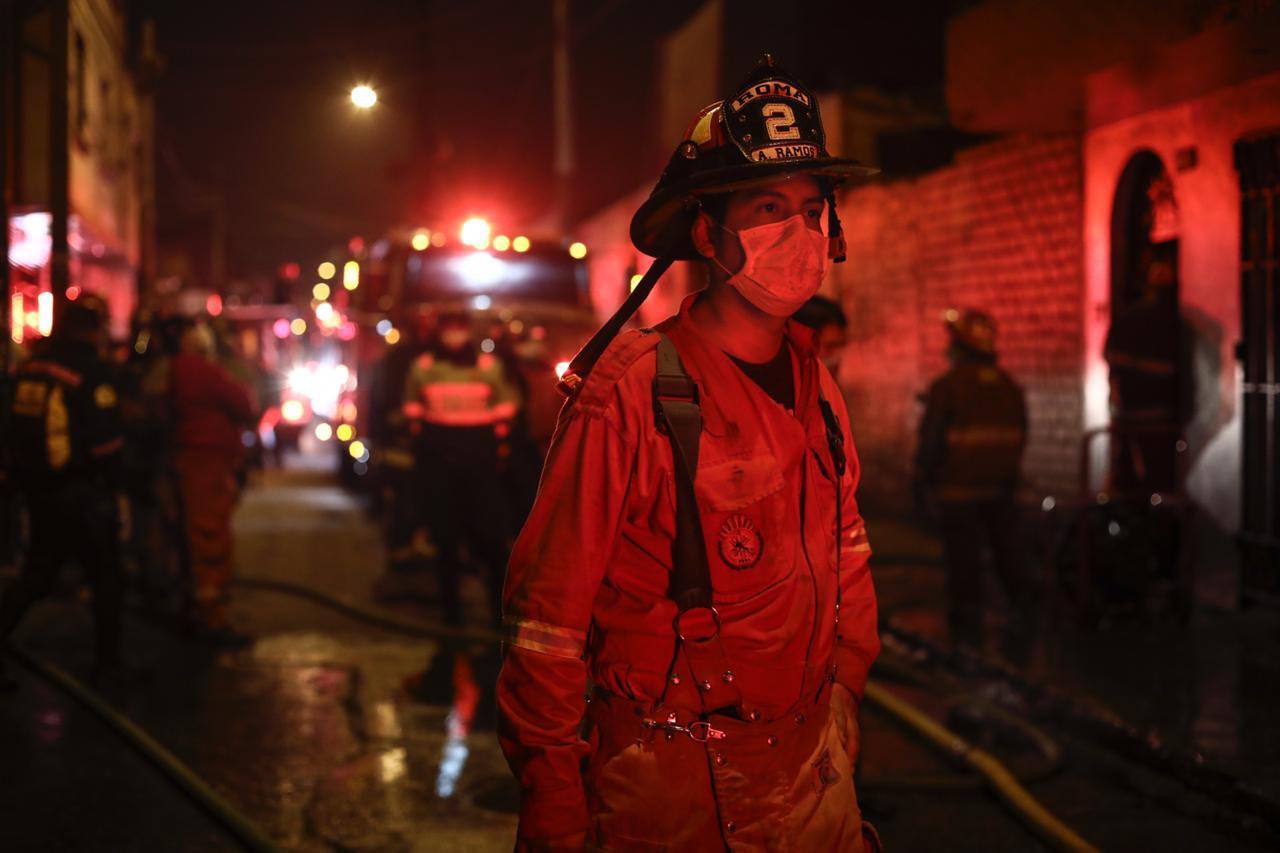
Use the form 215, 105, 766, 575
817, 396, 847, 480
558, 252, 677, 396
652, 335, 742, 712
818, 394, 846, 632
653, 337, 711, 613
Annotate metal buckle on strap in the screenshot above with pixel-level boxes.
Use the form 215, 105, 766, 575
642, 712, 727, 742
674, 606, 721, 642
652, 373, 699, 430
653, 373, 699, 402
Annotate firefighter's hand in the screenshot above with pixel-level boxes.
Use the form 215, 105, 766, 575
831, 682, 861, 766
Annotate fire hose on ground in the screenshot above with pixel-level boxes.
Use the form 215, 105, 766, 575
7, 644, 280, 853
7, 572, 1100, 853
3, 572, 1100, 853
233, 573, 1100, 852
862, 681, 1097, 853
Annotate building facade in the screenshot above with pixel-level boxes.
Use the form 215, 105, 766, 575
573, 0, 1280, 601
834, 0, 1280, 600
6, 0, 157, 343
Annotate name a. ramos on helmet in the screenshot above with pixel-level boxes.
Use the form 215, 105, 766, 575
753, 143, 819, 161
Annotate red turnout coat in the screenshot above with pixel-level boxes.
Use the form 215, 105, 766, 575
499, 295, 880, 851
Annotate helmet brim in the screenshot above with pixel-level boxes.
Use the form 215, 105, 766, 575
629, 157, 878, 260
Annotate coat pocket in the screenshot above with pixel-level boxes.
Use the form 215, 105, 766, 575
693, 454, 790, 604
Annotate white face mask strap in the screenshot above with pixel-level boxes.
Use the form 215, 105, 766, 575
711, 253, 736, 280
705, 216, 741, 280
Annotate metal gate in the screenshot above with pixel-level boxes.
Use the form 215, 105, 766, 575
1236, 132, 1280, 605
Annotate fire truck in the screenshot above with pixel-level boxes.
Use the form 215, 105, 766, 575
312, 219, 597, 492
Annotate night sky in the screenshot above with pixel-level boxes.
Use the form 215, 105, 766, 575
153, 1, 954, 284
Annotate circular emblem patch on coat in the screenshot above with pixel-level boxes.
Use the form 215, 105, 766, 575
718, 514, 763, 570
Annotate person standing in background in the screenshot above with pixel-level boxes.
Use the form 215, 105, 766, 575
915, 309, 1030, 646
401, 311, 520, 707
793, 294, 849, 377
169, 321, 256, 646
0, 298, 129, 687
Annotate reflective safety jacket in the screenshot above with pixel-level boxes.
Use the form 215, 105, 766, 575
498, 296, 879, 845
402, 350, 520, 428
8, 338, 124, 488
915, 357, 1027, 502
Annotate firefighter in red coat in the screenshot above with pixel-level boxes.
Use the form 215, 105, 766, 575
169, 322, 256, 643
498, 57, 881, 851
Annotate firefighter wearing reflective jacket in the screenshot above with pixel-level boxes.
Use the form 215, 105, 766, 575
498, 57, 881, 851
402, 312, 520, 701
0, 298, 127, 687
915, 309, 1029, 645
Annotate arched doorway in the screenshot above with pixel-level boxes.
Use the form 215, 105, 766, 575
1104, 151, 1182, 494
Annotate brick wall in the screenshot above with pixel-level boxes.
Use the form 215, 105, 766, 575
831, 135, 1085, 513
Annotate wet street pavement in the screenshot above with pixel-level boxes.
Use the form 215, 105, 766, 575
1, 457, 518, 852
1, 458, 1278, 850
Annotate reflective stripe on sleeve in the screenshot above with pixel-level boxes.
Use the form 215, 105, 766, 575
944, 426, 1025, 448
848, 522, 871, 552
503, 617, 587, 660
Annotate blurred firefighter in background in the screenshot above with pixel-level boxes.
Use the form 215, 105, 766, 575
915, 309, 1030, 645
368, 309, 435, 577
0, 297, 128, 687
169, 321, 256, 645
117, 311, 187, 617
402, 310, 520, 701
793, 294, 848, 376
1104, 243, 1181, 496
212, 316, 270, 484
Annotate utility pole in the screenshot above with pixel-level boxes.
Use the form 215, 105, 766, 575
551, 0, 573, 234
1, 0, 15, 564
1, 0, 14, 368
49, 0, 69, 297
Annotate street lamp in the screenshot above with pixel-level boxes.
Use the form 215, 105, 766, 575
351, 85, 378, 109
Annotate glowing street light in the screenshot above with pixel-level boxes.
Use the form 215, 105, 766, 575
568, 241, 588, 259
411, 230, 431, 251
318, 261, 336, 280
343, 260, 360, 290
511, 235, 530, 253
351, 85, 378, 109
313, 282, 330, 300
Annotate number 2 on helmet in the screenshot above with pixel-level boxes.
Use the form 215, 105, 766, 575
763, 103, 801, 141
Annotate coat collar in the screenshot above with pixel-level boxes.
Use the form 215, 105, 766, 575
670, 290, 820, 363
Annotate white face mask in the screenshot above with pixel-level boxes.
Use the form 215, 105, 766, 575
713, 214, 829, 317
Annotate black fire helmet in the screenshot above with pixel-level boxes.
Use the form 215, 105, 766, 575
562, 54, 877, 392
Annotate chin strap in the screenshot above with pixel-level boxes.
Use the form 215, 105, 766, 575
557, 249, 677, 396
826, 191, 847, 264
